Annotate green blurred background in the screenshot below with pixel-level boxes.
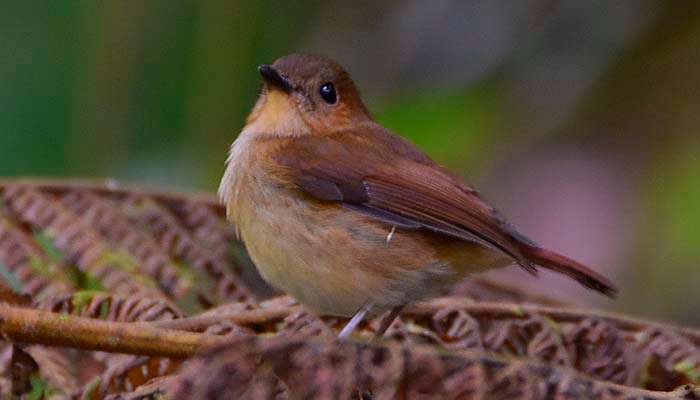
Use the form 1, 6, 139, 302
1, 1, 698, 323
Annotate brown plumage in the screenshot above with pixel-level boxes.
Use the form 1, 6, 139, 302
219, 54, 617, 338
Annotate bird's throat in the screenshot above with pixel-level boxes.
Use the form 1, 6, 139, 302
245, 90, 310, 137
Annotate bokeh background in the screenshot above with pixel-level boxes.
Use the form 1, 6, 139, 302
1, 1, 698, 324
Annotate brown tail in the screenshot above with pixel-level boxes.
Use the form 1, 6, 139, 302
519, 245, 618, 298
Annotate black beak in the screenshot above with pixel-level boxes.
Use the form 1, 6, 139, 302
258, 64, 292, 93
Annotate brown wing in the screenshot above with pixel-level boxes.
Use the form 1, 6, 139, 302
271, 128, 617, 297
271, 129, 535, 268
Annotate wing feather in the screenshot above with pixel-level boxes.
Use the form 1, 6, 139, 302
271, 130, 534, 269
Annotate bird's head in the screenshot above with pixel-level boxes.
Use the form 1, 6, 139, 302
246, 54, 371, 136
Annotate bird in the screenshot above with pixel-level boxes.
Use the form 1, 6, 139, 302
219, 53, 617, 339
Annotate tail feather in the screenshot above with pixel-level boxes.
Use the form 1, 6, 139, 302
519, 245, 618, 298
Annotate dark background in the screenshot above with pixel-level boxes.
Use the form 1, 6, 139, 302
1, 1, 698, 323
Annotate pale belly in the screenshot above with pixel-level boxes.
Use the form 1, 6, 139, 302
236, 186, 460, 317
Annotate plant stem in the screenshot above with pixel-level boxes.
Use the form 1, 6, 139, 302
0, 303, 227, 358
154, 305, 302, 331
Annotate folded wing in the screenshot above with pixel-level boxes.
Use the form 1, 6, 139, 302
270, 129, 617, 297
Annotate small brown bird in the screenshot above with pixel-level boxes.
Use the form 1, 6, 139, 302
219, 54, 617, 339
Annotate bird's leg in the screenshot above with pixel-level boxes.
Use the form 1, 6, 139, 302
338, 302, 373, 340
373, 305, 404, 340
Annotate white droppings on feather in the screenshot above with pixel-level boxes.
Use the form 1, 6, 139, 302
386, 225, 396, 244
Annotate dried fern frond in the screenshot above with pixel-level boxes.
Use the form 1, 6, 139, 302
0, 179, 697, 399
152, 294, 700, 389
0, 214, 74, 299
60, 190, 191, 298
83, 355, 180, 399
24, 345, 78, 396
0, 343, 40, 399
168, 335, 696, 400
122, 195, 251, 304
38, 291, 181, 322
103, 375, 174, 400
1, 185, 168, 301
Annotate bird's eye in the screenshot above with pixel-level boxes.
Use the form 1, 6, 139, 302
319, 82, 337, 104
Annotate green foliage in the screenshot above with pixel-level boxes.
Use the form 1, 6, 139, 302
674, 360, 700, 384
375, 84, 501, 170
33, 231, 63, 264
659, 149, 700, 260
67, 267, 104, 292
70, 290, 105, 314
636, 145, 700, 319
27, 375, 55, 400
0, 261, 23, 292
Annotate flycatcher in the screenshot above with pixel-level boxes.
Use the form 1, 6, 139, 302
219, 54, 617, 339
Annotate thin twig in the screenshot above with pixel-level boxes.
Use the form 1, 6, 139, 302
154, 305, 302, 331
0, 303, 227, 358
